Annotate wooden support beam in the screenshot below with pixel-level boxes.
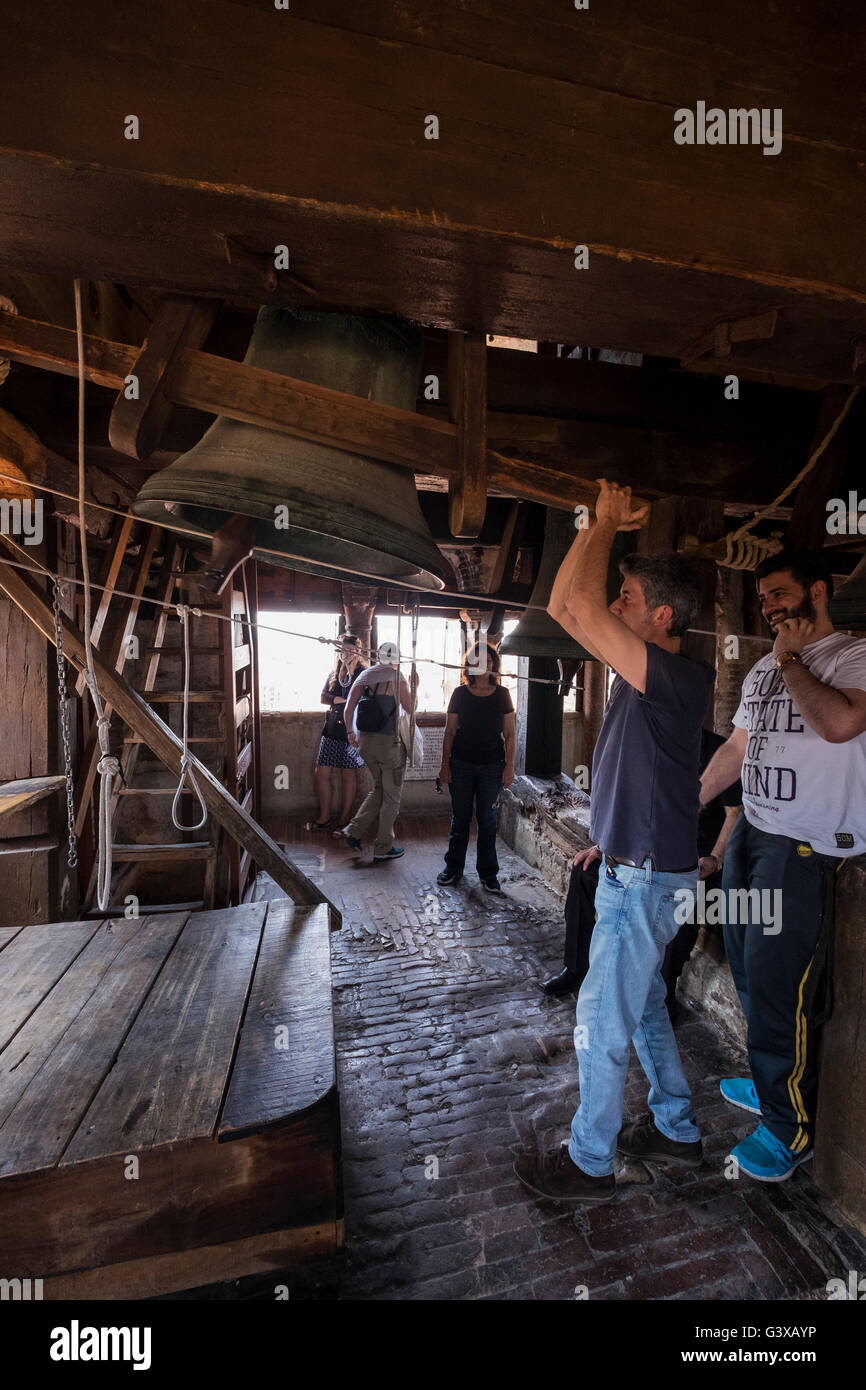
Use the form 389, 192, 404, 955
487, 502, 527, 597
0, 562, 338, 923
448, 332, 487, 538
0, 406, 134, 538
0, 833, 59, 856
680, 308, 779, 368
73, 511, 135, 695
0, 776, 66, 821
109, 296, 221, 461
0, 312, 642, 515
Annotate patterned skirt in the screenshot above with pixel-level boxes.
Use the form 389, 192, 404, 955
316, 736, 365, 770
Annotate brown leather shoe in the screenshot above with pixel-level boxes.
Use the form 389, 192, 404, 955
617, 1114, 703, 1168
514, 1143, 615, 1205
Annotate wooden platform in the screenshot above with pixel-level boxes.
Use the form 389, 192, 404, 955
0, 900, 342, 1298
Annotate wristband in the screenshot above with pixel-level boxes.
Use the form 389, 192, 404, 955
775, 650, 802, 670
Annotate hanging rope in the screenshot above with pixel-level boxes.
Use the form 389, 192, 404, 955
721, 533, 785, 571
407, 600, 420, 768
728, 386, 860, 545
52, 579, 79, 869
170, 604, 209, 832
74, 280, 121, 912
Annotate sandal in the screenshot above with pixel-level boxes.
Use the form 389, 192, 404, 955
304, 819, 331, 831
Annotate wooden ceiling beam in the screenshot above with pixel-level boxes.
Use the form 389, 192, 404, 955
0, 6, 864, 383
0, 310, 639, 515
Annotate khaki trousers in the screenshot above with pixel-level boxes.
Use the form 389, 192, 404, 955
346, 732, 407, 856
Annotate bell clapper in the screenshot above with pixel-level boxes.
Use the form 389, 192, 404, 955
198, 513, 257, 595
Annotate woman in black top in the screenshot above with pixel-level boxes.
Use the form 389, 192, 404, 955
309, 635, 367, 831
437, 640, 516, 893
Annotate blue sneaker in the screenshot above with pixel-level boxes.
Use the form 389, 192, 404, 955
374, 846, 405, 861
720, 1077, 761, 1116
728, 1124, 812, 1182
338, 829, 362, 851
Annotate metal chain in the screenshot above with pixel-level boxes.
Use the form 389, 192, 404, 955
52, 580, 78, 868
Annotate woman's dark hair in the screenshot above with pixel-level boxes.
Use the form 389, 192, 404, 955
461, 640, 502, 686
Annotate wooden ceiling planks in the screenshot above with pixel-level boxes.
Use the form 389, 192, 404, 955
0, 5, 863, 381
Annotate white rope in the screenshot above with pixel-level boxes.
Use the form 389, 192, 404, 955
407, 601, 419, 768
722, 533, 785, 571
170, 604, 209, 832
729, 386, 860, 544
74, 280, 120, 912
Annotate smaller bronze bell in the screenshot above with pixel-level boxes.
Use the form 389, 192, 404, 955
501, 508, 597, 660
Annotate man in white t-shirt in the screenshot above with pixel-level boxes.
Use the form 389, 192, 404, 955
700, 549, 866, 1182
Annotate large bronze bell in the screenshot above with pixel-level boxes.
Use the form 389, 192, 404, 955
501, 508, 597, 660
134, 308, 447, 591
829, 553, 866, 630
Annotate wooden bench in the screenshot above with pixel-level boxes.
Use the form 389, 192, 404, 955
0, 899, 342, 1298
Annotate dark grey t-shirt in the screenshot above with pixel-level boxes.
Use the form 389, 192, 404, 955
590, 643, 714, 870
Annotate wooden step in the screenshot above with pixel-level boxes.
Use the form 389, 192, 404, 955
117, 787, 205, 796
146, 691, 226, 702
144, 645, 223, 654
82, 901, 206, 918
123, 735, 223, 744
111, 842, 216, 862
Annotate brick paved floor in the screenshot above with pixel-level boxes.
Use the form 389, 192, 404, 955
257, 815, 866, 1302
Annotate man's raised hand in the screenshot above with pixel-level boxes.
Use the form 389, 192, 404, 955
594, 478, 649, 533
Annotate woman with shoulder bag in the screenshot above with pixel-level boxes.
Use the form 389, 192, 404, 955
437, 640, 516, 894
308, 635, 367, 831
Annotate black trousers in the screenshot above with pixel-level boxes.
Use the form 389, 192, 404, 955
563, 859, 706, 1009
722, 816, 842, 1153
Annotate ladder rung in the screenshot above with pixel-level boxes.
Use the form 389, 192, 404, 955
117, 787, 201, 796
83, 901, 206, 918
123, 736, 223, 744
111, 842, 215, 862
144, 645, 223, 654
146, 691, 226, 702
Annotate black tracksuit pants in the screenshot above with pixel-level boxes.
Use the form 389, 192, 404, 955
722, 816, 843, 1154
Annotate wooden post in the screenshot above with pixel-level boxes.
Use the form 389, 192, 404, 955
341, 582, 378, 664
582, 660, 608, 779
714, 567, 749, 736
525, 657, 563, 777
447, 331, 487, 539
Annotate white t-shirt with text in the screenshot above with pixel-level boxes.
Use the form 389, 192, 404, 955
733, 632, 866, 857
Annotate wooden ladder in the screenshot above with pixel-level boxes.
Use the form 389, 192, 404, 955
76, 524, 259, 914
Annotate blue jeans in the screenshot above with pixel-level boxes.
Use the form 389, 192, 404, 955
569, 859, 701, 1176
444, 758, 504, 878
